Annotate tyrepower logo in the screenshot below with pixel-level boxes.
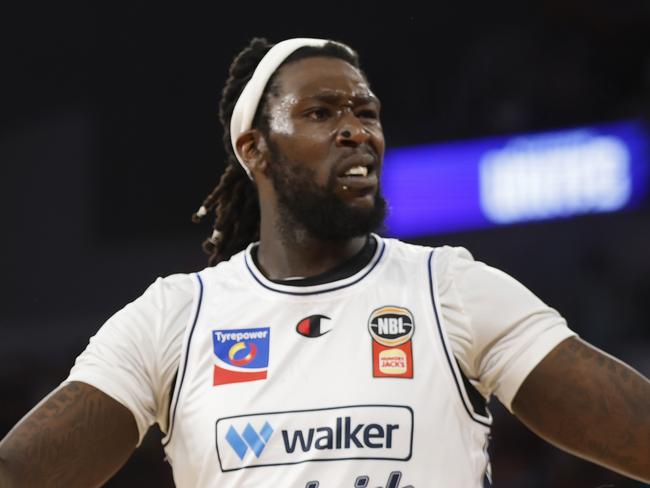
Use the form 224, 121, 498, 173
212, 328, 270, 386
215, 405, 413, 472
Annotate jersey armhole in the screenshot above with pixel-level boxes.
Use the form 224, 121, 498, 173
164, 370, 178, 435
427, 249, 492, 427
162, 273, 205, 447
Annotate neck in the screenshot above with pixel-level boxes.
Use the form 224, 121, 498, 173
256, 213, 368, 281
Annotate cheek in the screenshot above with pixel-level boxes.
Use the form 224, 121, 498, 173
288, 141, 334, 185
278, 126, 334, 161
370, 127, 386, 153
292, 137, 334, 168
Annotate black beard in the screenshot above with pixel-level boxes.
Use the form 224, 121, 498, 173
266, 154, 387, 242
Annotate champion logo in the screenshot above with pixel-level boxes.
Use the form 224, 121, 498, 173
296, 315, 332, 338
225, 422, 274, 460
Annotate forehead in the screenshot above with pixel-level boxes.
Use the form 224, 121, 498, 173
271, 56, 373, 101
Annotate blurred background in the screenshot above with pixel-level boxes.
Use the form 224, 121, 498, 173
2, 1, 649, 486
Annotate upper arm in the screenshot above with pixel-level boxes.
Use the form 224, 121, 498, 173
0, 274, 193, 486
0, 381, 137, 487
512, 336, 650, 483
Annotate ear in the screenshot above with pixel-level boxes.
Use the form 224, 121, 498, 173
235, 129, 269, 177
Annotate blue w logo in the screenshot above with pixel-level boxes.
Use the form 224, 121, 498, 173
226, 422, 274, 460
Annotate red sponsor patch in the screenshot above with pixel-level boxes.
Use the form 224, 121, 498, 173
213, 365, 267, 386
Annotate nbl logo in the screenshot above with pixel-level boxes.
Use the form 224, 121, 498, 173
212, 328, 270, 386
368, 307, 415, 378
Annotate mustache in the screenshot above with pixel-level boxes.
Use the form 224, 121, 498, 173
335, 145, 381, 165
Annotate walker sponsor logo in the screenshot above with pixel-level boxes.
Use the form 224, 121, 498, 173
215, 405, 413, 472
225, 422, 274, 460
212, 327, 270, 386
368, 307, 415, 378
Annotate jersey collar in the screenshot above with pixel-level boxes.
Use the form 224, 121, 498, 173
243, 234, 387, 296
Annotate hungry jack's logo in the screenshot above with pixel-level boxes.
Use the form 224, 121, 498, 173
296, 315, 332, 338
368, 307, 414, 378
212, 328, 270, 386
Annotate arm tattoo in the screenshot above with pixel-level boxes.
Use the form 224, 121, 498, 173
0, 382, 137, 487
513, 337, 650, 483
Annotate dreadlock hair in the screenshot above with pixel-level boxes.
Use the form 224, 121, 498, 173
192, 37, 362, 266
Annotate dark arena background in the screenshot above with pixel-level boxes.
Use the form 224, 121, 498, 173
2, 2, 650, 487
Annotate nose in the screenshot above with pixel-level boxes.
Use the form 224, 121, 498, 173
335, 114, 371, 147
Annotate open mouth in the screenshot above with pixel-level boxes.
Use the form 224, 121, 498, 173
342, 164, 370, 177
336, 152, 379, 193
337, 163, 378, 192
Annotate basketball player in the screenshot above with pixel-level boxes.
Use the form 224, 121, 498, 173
1, 37, 649, 487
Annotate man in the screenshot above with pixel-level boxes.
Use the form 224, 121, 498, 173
1, 37, 649, 487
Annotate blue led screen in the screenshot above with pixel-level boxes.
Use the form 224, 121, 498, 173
382, 120, 650, 237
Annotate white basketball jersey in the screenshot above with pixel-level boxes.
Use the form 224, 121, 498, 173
162, 236, 492, 487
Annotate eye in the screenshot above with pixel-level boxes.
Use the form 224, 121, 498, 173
357, 109, 379, 119
306, 107, 331, 120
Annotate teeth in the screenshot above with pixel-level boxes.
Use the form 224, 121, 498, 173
344, 165, 368, 177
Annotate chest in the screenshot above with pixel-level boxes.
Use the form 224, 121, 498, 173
188, 282, 439, 408
163, 257, 490, 487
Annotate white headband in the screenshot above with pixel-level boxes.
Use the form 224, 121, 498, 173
229, 37, 353, 179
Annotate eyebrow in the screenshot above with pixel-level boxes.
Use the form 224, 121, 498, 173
306, 90, 381, 107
